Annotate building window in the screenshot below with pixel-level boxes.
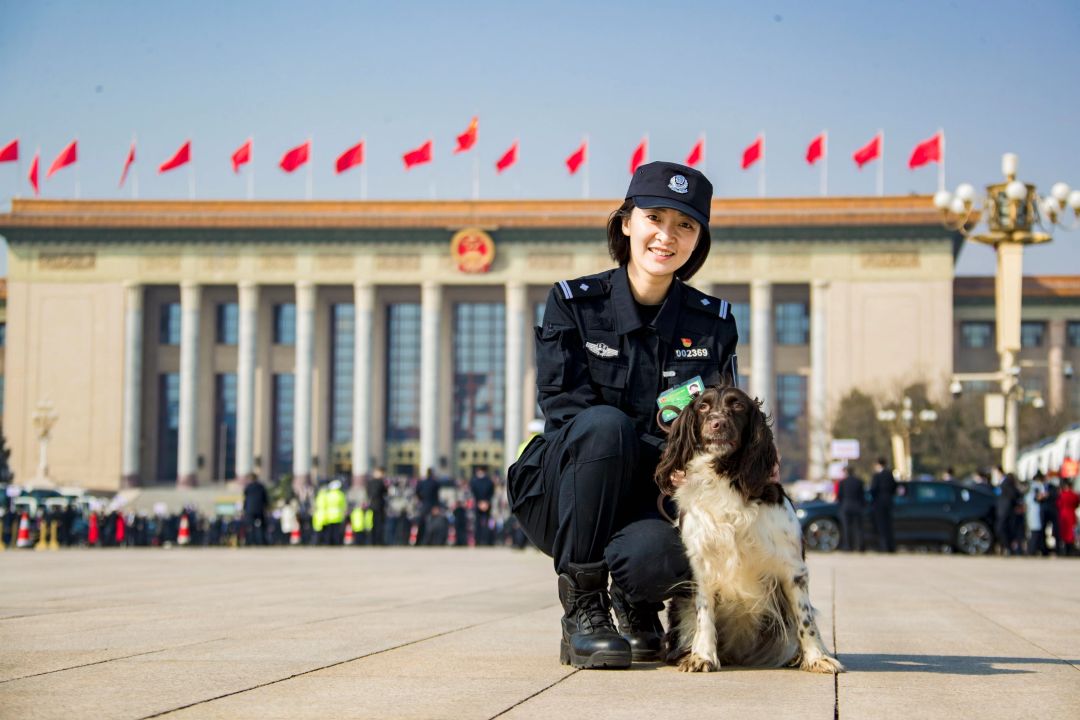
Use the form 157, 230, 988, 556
214, 373, 237, 480
731, 302, 750, 344
216, 303, 238, 345
775, 303, 808, 345
159, 303, 181, 345
453, 303, 505, 442
274, 303, 296, 345
960, 321, 994, 349
272, 373, 295, 480
330, 304, 355, 445
386, 304, 421, 441
1068, 321, 1080, 348
1021, 321, 1046, 349
0, 375, 5, 419
775, 374, 807, 432
0, 322, 5, 346
156, 373, 180, 481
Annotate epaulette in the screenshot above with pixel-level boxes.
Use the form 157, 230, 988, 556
555, 276, 609, 301
683, 284, 731, 319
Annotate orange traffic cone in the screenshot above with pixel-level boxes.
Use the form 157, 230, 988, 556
177, 514, 191, 546
290, 526, 301, 545
16, 513, 33, 548
343, 522, 354, 546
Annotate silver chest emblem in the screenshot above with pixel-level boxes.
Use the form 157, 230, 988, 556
585, 341, 619, 359
669, 175, 689, 194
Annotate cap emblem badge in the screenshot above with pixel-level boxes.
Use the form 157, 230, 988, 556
668, 175, 689, 194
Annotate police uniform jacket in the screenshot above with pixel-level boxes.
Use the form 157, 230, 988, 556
534, 264, 738, 461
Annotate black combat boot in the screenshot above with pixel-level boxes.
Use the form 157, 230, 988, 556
609, 582, 665, 662
558, 561, 632, 669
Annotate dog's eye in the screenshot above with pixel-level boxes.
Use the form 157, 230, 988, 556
732, 402, 744, 412
697, 403, 710, 414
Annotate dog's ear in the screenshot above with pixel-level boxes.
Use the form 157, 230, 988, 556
727, 397, 779, 502
654, 403, 701, 494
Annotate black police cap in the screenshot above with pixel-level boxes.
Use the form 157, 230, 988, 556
625, 161, 713, 228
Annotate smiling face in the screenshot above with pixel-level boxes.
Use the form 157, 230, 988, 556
621, 206, 701, 284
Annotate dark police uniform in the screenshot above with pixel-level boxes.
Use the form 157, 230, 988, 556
508, 263, 738, 602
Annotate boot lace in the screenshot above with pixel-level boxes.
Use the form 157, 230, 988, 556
573, 588, 615, 632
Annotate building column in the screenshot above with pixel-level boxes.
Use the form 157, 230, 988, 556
809, 280, 829, 483
750, 280, 774, 416
351, 281, 375, 486
420, 281, 442, 475
120, 282, 143, 488
235, 282, 258, 483
293, 281, 316, 494
177, 282, 201, 487
1048, 319, 1066, 414
504, 281, 527, 469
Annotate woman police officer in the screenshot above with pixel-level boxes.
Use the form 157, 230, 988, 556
507, 161, 739, 669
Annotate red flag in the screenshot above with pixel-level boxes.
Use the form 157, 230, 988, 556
29, 151, 39, 196
47, 140, 78, 178
495, 141, 518, 173
159, 141, 191, 173
403, 140, 433, 169
565, 141, 587, 175
0, 139, 17, 163
686, 139, 704, 167
806, 133, 825, 165
279, 141, 310, 173
119, 141, 136, 188
853, 133, 881, 168
630, 138, 648, 174
336, 141, 364, 174
232, 139, 252, 173
455, 117, 478, 154
908, 132, 942, 169
741, 136, 763, 170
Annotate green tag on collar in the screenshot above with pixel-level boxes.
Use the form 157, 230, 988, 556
657, 375, 704, 423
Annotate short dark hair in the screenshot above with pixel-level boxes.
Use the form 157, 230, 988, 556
606, 199, 711, 281
876, 457, 887, 467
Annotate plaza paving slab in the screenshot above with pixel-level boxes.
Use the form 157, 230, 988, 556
0, 547, 1077, 719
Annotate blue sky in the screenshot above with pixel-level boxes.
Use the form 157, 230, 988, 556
1, 0, 1078, 276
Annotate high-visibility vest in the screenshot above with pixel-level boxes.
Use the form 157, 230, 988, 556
312, 490, 327, 532
324, 489, 347, 524
350, 507, 364, 532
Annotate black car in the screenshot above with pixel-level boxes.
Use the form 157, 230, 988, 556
796, 480, 998, 555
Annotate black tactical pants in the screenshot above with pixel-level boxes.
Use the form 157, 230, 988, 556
508, 405, 690, 603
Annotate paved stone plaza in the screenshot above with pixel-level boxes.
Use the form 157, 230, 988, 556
1, 548, 1077, 719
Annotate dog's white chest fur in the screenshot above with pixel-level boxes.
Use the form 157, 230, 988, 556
670, 453, 843, 673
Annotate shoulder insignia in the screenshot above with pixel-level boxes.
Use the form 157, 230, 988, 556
556, 277, 608, 301
684, 285, 730, 319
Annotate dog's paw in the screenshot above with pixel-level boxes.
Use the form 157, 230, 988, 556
800, 653, 845, 674
678, 653, 719, 673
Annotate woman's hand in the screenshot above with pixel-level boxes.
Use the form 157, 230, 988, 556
670, 470, 686, 488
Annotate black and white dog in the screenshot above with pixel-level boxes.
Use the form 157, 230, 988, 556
655, 385, 844, 674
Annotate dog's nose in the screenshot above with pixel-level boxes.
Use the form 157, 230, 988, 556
709, 419, 721, 432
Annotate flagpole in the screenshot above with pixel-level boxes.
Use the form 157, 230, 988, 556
75, 136, 81, 199
758, 132, 766, 199
189, 160, 195, 200
701, 132, 707, 175
821, 131, 828, 197
132, 132, 139, 200
583, 135, 590, 200
360, 135, 368, 201
248, 136, 255, 200
306, 137, 313, 201
938, 128, 946, 193
877, 129, 884, 197
15, 153, 20, 201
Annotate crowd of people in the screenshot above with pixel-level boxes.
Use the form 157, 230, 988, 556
0, 465, 530, 550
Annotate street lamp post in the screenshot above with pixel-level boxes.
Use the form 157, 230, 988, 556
877, 396, 938, 480
934, 153, 1078, 473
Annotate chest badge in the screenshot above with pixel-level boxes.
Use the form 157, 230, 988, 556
585, 341, 619, 359
680, 337, 692, 348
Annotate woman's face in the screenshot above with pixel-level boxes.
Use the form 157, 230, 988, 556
621, 206, 701, 282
